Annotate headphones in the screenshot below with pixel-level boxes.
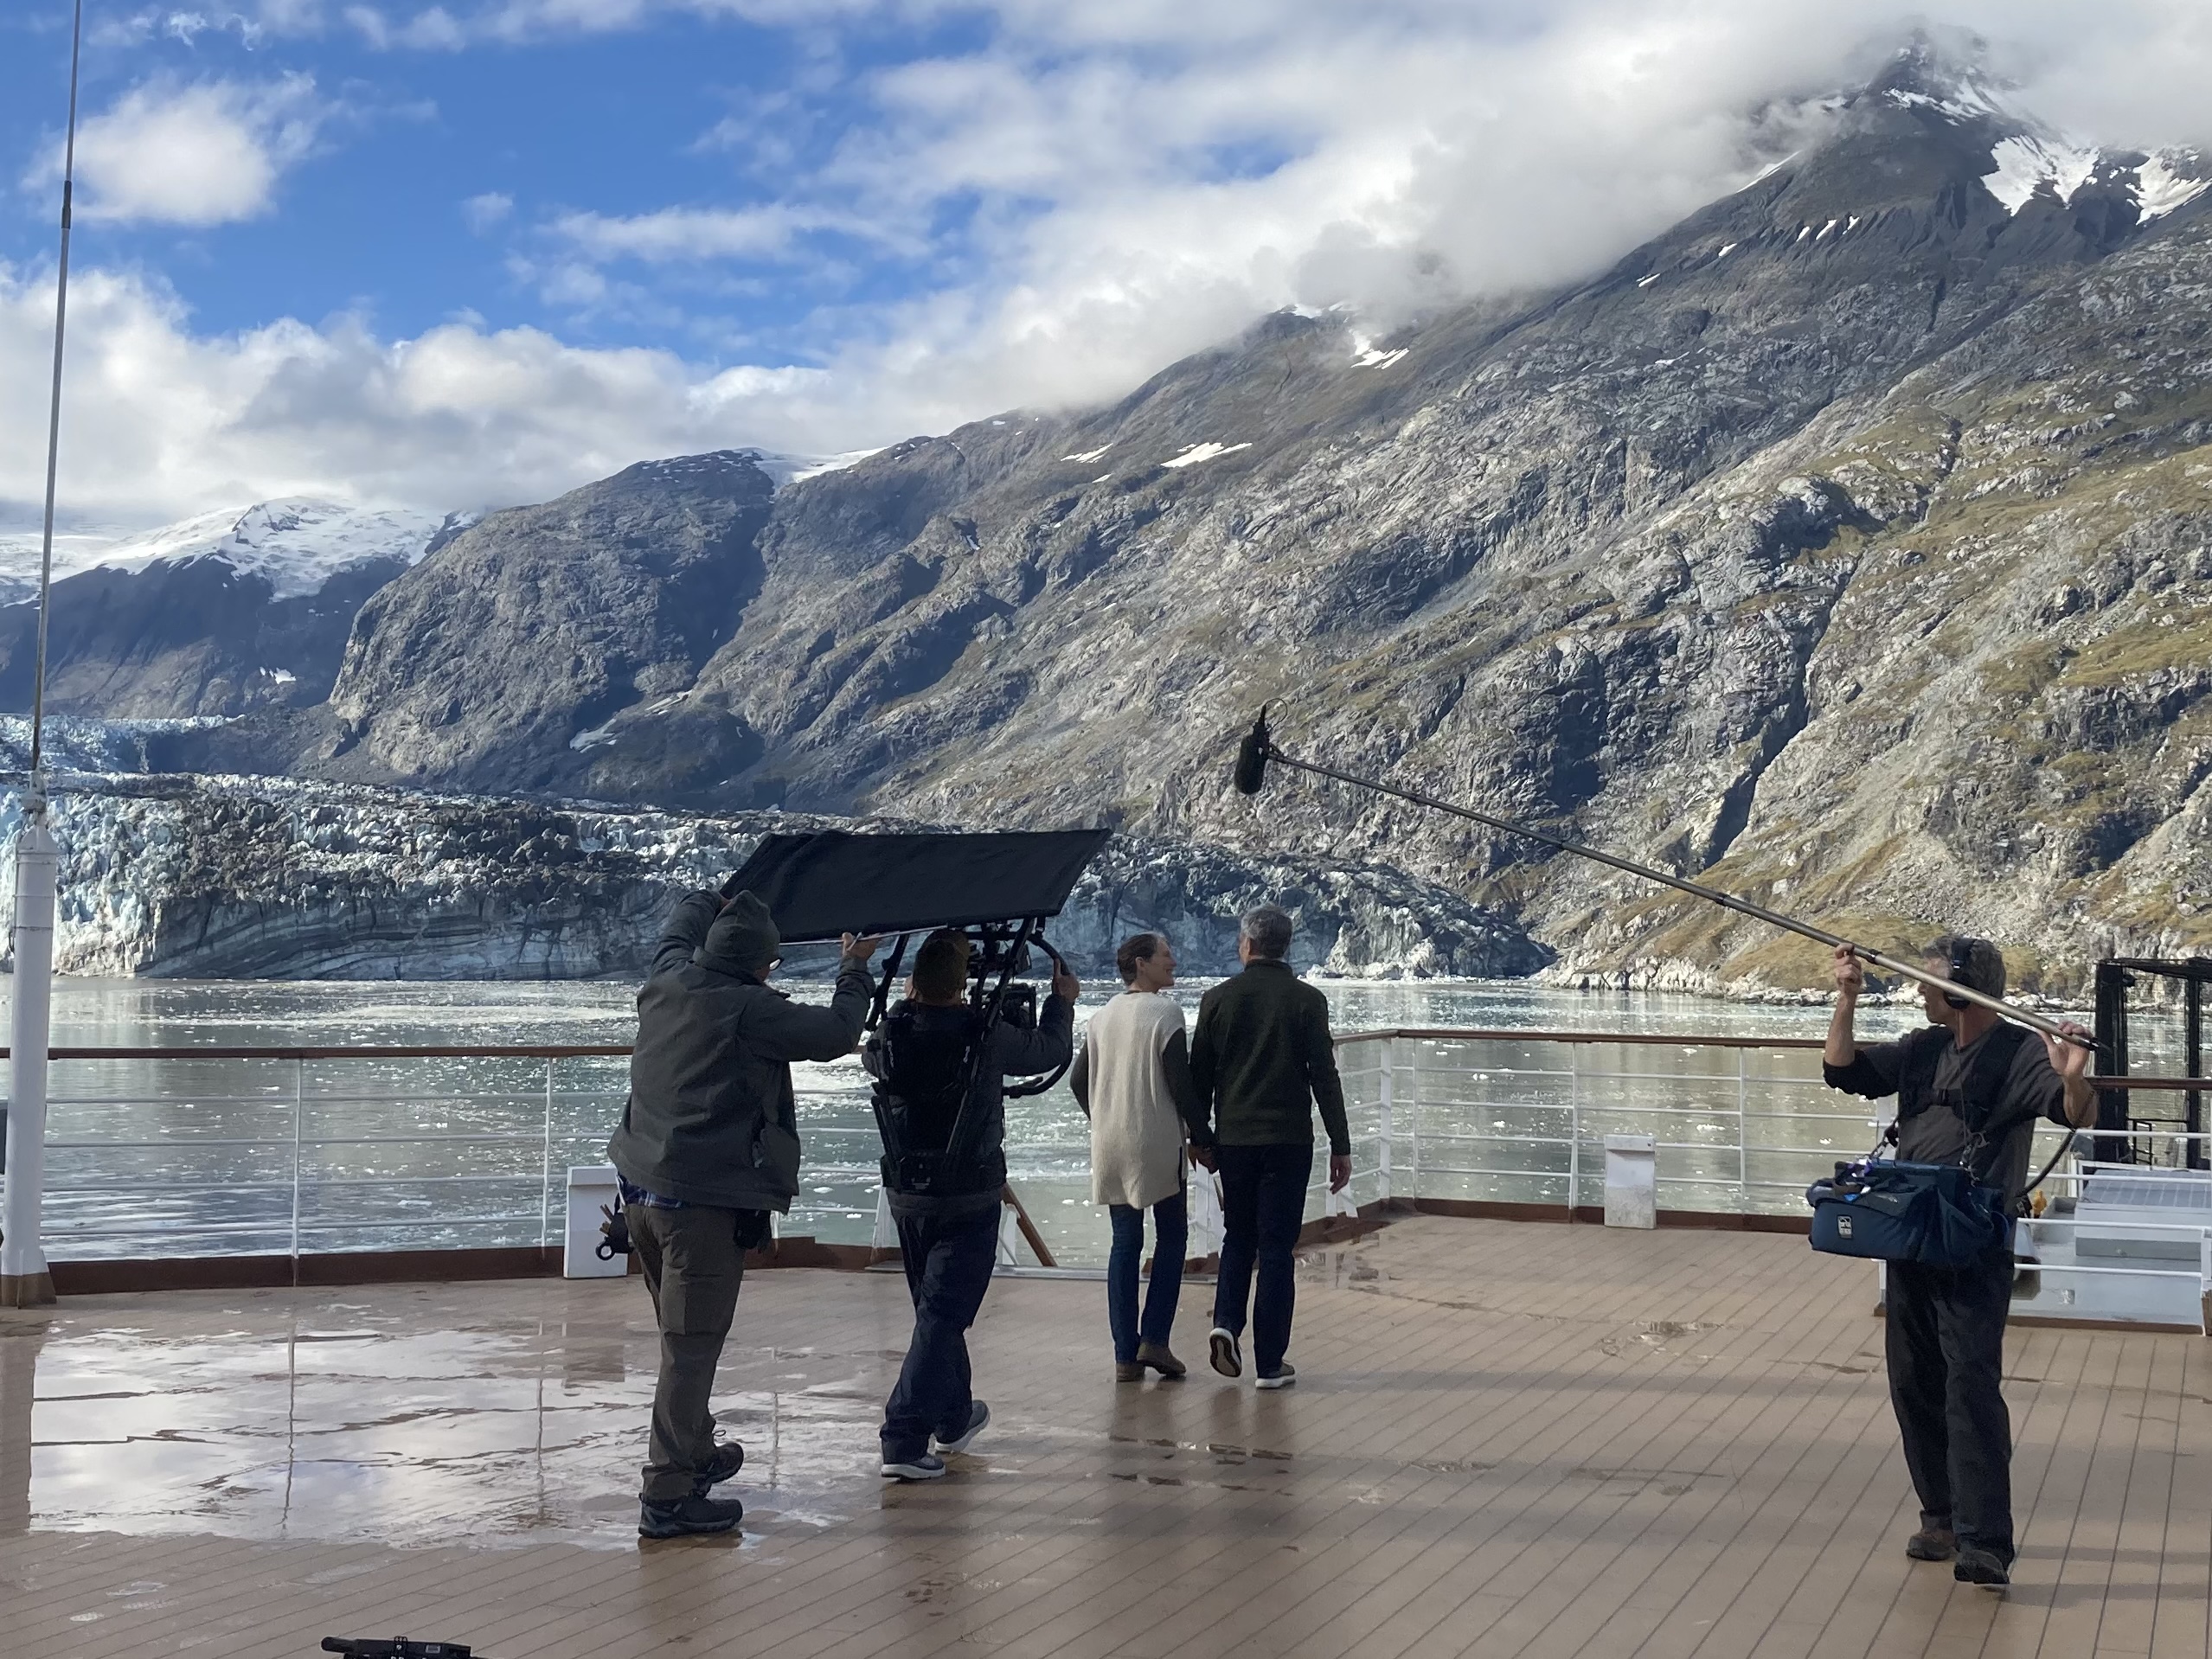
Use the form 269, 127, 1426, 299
1942, 936, 1979, 1009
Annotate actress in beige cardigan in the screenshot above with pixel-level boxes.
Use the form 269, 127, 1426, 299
1070, 932, 1216, 1381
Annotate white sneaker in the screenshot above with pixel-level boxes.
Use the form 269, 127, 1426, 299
1209, 1328, 1241, 1378
933, 1400, 991, 1455
1255, 1362, 1297, 1390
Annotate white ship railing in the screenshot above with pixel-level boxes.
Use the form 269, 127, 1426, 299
3, 1030, 2205, 1327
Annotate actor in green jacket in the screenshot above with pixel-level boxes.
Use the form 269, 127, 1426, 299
1189, 905, 1350, 1388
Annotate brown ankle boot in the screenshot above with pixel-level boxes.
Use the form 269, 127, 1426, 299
1906, 1527, 1957, 1561
1114, 1360, 1144, 1381
1136, 1341, 1186, 1378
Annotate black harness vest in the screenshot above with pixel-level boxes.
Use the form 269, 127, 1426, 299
1892, 1022, 2031, 1136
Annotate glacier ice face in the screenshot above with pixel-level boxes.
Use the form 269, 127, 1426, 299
0, 772, 1542, 982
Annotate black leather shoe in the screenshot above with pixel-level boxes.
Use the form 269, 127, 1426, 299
1953, 1545, 2010, 1587
692, 1441, 746, 1494
639, 1493, 744, 1538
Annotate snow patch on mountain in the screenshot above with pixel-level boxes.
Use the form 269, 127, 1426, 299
0, 501, 445, 606
2136, 150, 2211, 221
1984, 134, 2101, 214
1162, 442, 1252, 470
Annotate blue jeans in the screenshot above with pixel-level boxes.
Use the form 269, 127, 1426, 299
881, 1203, 1000, 1461
1211, 1142, 1313, 1374
1107, 1185, 1188, 1363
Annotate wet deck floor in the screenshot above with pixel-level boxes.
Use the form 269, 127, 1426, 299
1, 1216, 2206, 1658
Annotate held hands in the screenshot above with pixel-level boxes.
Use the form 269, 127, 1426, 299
1188, 1143, 1218, 1173
1831, 945, 1864, 997
1328, 1153, 1353, 1194
841, 933, 885, 963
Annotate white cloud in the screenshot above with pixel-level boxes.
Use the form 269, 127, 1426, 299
0, 262, 828, 526
20, 0, 2212, 532
463, 190, 515, 232
30, 75, 329, 227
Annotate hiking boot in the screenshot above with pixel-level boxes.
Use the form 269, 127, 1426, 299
638, 1493, 744, 1538
1209, 1328, 1241, 1378
881, 1451, 948, 1482
1953, 1546, 2010, 1587
934, 1400, 991, 1455
1255, 1362, 1298, 1391
1115, 1361, 1144, 1381
1905, 1526, 1956, 1562
692, 1440, 745, 1495
1136, 1341, 1186, 1378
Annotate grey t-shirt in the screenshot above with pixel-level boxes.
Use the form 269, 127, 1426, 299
1853, 1028, 2069, 1201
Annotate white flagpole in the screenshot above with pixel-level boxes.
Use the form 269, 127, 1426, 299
2, 0, 86, 1310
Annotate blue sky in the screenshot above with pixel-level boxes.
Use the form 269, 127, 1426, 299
2, 1, 2207, 530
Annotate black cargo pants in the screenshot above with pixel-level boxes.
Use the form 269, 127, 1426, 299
1885, 1249, 2016, 1564
627, 1202, 747, 1504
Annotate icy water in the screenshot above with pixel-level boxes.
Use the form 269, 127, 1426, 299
0, 976, 2155, 1266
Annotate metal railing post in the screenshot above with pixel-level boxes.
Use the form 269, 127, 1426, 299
1568, 1047, 1581, 1221
290, 1058, 304, 1262
1376, 1039, 1395, 1206
540, 1059, 555, 1254
1407, 1043, 1420, 1203
1736, 1048, 1749, 1211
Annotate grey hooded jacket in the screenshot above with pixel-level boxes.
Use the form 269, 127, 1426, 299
607, 889, 874, 1212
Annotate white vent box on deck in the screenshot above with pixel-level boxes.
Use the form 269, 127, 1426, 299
1604, 1134, 1657, 1229
565, 1163, 627, 1278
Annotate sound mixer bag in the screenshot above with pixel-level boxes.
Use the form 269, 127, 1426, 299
1806, 1158, 2011, 1267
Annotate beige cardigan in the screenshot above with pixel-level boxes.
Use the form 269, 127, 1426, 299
1080, 990, 1191, 1210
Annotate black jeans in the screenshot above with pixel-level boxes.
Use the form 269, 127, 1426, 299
1886, 1251, 2016, 1563
882, 1202, 1000, 1460
1211, 1142, 1313, 1374
627, 1202, 747, 1504
1107, 1185, 1188, 1364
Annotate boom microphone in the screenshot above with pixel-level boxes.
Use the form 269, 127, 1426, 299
1232, 708, 1273, 795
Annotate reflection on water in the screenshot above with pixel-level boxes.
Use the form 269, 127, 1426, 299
0, 976, 2143, 1267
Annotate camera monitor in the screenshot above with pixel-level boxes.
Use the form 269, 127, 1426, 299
721, 828, 1112, 943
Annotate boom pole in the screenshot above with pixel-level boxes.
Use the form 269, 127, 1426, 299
1235, 711, 2093, 1049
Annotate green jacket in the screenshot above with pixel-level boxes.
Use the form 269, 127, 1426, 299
1189, 959, 1350, 1153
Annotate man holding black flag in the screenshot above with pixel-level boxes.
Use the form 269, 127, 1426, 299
1823, 937, 2095, 1588
609, 885, 881, 1538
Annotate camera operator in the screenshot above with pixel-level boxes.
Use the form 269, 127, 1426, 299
608, 887, 881, 1538
1823, 938, 2094, 1587
869, 928, 1078, 1481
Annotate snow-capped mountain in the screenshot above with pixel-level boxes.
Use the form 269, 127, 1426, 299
0, 500, 457, 722
0, 499, 450, 608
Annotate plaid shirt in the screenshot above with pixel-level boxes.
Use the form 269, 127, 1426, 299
618, 1175, 686, 1210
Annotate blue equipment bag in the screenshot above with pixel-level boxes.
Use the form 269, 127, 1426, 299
1806, 1157, 2010, 1266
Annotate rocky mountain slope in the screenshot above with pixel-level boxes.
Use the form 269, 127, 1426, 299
0, 770, 1538, 980
15, 46, 2212, 993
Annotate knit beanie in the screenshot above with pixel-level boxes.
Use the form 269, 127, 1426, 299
707, 890, 780, 971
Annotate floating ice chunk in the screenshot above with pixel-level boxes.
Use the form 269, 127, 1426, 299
1985, 135, 2101, 215
1061, 445, 1112, 464
1636, 272, 1661, 288
2136, 151, 2211, 221
1161, 442, 1252, 470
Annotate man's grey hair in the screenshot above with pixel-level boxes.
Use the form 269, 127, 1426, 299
1926, 934, 2006, 999
1241, 905, 1294, 962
